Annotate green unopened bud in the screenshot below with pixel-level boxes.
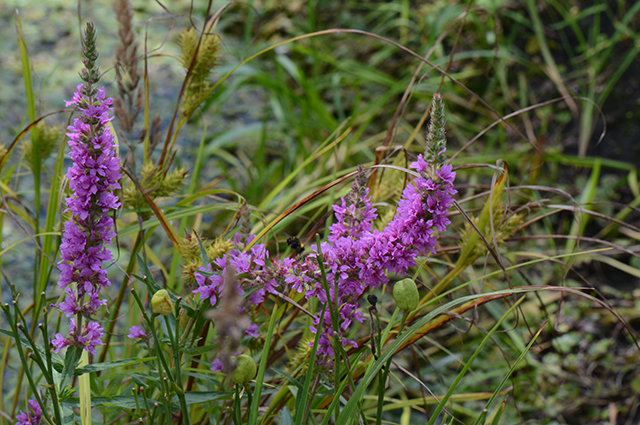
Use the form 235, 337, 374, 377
231, 354, 257, 385
393, 278, 419, 312
151, 289, 173, 316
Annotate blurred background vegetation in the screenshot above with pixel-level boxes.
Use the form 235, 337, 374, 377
1, 0, 639, 423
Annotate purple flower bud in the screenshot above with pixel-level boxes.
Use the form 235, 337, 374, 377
127, 326, 149, 340
210, 358, 224, 372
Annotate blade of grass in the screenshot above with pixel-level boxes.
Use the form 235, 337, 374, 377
524, 0, 578, 117
336, 290, 529, 425
257, 121, 352, 211
15, 10, 42, 309
34, 115, 68, 320
293, 302, 327, 425
425, 296, 526, 425
564, 157, 600, 254
470, 322, 547, 425
248, 301, 280, 425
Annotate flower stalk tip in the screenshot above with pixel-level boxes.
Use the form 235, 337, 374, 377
425, 92, 448, 167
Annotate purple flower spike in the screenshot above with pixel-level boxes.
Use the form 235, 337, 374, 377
53, 24, 121, 354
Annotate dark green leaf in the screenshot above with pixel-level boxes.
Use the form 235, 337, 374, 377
75, 357, 155, 375
280, 406, 293, 425
61, 346, 82, 388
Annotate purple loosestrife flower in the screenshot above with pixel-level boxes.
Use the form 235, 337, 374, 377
245, 323, 260, 338
192, 264, 224, 306
52, 23, 121, 354
127, 326, 148, 339
51, 318, 105, 355
193, 235, 277, 311
210, 358, 224, 372
15, 399, 41, 425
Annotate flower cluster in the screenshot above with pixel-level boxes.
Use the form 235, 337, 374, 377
52, 24, 121, 355
281, 155, 456, 357
15, 399, 41, 425
289, 94, 456, 357
193, 153, 456, 360
127, 326, 148, 339
192, 234, 275, 339
192, 93, 456, 362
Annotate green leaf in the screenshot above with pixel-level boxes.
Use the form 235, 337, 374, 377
280, 406, 294, 425
61, 346, 83, 389
64, 391, 231, 410
74, 357, 156, 375
198, 237, 210, 267
182, 344, 217, 356
183, 391, 233, 405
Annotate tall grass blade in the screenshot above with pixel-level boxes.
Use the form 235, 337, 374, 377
425, 296, 526, 425
564, 157, 600, 253
248, 301, 280, 425
15, 10, 42, 306
470, 322, 547, 425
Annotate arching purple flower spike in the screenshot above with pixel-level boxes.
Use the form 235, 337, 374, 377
200, 94, 456, 368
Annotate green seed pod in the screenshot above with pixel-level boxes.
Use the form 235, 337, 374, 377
151, 289, 174, 316
393, 278, 419, 312
232, 354, 257, 385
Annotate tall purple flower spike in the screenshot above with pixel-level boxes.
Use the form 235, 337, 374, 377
52, 33, 122, 355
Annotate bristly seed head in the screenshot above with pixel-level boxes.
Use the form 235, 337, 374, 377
425, 93, 447, 167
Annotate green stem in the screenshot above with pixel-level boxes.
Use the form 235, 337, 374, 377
78, 350, 92, 425
375, 312, 407, 425
1, 304, 54, 425
233, 385, 242, 425
164, 314, 191, 425
130, 288, 175, 420
99, 230, 144, 363
314, 238, 342, 420
247, 301, 279, 425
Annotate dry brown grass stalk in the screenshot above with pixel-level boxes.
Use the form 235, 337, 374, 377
113, 0, 142, 138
